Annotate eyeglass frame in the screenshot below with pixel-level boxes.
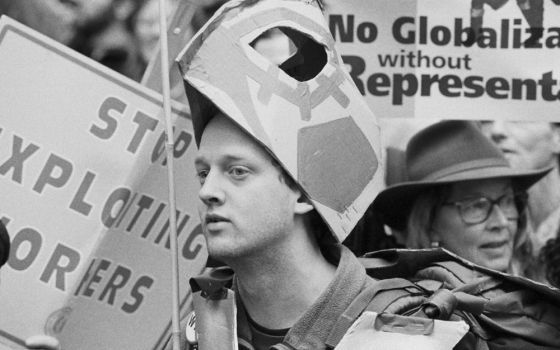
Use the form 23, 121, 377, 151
441, 191, 528, 225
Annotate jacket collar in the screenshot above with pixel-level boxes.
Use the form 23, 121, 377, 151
234, 244, 368, 349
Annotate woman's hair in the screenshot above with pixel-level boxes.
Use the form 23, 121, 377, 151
510, 190, 534, 277
406, 186, 448, 249
405, 183, 533, 276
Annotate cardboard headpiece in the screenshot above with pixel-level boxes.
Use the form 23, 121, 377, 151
176, 0, 384, 242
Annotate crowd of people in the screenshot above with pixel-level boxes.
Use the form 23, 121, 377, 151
1, 0, 560, 349
346, 119, 560, 289
0, 0, 226, 82
167, 0, 560, 348
373, 120, 550, 277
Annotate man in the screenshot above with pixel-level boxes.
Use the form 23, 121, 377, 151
480, 120, 560, 281
167, 0, 403, 348
192, 112, 354, 348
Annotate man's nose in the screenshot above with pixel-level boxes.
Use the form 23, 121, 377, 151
489, 121, 508, 143
198, 171, 225, 205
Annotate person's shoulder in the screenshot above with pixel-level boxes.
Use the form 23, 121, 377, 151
354, 248, 560, 349
535, 205, 560, 251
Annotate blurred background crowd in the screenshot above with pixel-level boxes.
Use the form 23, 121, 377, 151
0, 0, 226, 82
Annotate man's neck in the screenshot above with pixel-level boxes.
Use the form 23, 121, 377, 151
232, 231, 337, 330
528, 166, 560, 227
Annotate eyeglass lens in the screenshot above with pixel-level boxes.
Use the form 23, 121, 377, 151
458, 193, 519, 224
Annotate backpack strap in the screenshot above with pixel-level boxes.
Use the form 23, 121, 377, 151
325, 268, 494, 348
325, 278, 425, 347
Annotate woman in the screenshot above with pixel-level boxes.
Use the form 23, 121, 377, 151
372, 120, 551, 277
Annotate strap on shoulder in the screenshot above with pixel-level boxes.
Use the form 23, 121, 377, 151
325, 278, 423, 347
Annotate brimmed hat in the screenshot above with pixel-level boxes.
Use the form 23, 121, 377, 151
372, 120, 552, 230
176, 0, 384, 242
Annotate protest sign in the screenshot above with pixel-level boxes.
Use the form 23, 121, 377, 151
144, 0, 560, 121
327, 0, 560, 120
0, 16, 206, 350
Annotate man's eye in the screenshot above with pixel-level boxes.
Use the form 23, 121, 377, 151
228, 166, 249, 178
196, 170, 209, 184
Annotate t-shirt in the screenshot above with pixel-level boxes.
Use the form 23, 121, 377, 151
247, 312, 289, 350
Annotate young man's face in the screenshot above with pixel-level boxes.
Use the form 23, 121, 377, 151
194, 113, 301, 261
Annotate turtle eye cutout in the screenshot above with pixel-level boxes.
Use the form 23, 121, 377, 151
250, 27, 327, 82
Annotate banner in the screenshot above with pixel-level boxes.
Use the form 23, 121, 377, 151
327, 0, 560, 120
0, 16, 206, 350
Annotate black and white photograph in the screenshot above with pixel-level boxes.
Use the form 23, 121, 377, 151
1, 0, 559, 349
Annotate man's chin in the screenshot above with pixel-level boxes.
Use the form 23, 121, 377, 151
206, 254, 227, 267
502, 153, 518, 165
503, 153, 530, 170
207, 246, 241, 262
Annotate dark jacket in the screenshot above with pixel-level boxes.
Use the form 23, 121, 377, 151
165, 244, 372, 350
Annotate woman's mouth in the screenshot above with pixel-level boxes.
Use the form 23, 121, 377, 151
480, 240, 508, 249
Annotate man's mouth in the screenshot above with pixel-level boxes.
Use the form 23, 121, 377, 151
205, 213, 229, 225
499, 147, 515, 155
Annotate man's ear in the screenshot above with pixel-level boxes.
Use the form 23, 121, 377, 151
294, 193, 314, 215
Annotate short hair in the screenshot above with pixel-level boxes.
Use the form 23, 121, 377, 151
270, 158, 298, 191
406, 183, 533, 276
270, 158, 335, 247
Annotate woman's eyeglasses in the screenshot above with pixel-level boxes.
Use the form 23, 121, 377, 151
442, 192, 527, 224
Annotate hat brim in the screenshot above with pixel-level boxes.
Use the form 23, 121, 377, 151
373, 165, 553, 231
